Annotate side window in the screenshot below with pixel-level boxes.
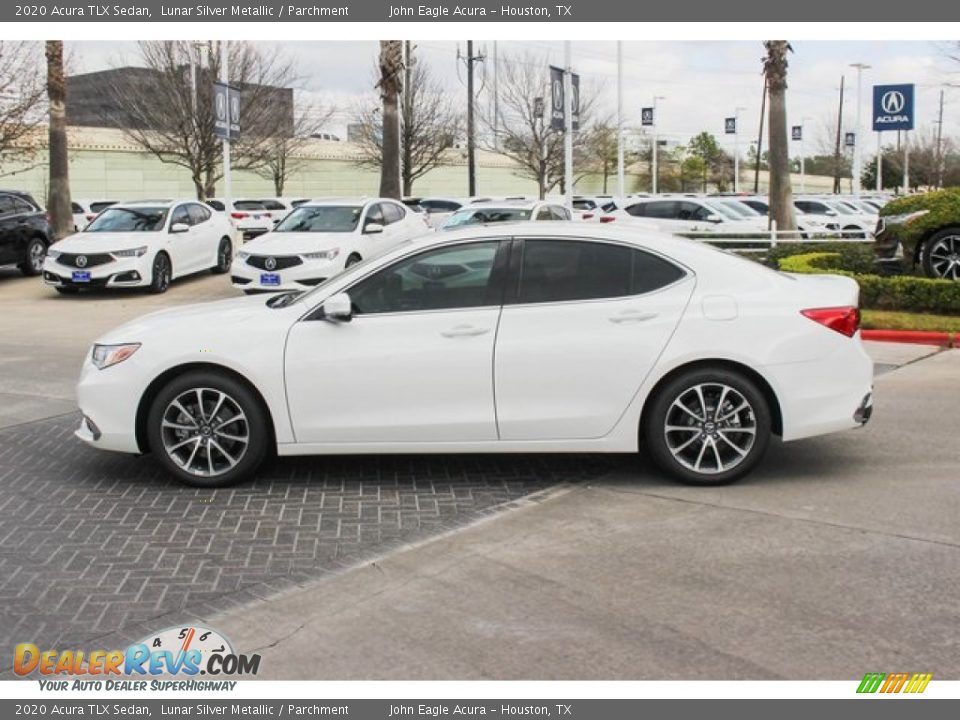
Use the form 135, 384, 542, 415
625, 203, 647, 217
71, 202, 83, 214
188, 204, 211, 225
0, 196, 14, 216
676, 202, 702, 220
11, 198, 34, 214
689, 204, 714, 221
382, 202, 404, 225
640, 201, 677, 219
350, 241, 502, 315
364, 203, 385, 228
551, 206, 571, 221
206, 200, 225, 211
169, 205, 191, 228
535, 207, 553, 221
515, 240, 685, 304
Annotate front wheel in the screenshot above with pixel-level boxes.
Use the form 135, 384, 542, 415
149, 252, 171, 294
212, 237, 232, 274
345, 253, 362, 268
19, 237, 47, 276
146, 371, 269, 487
643, 367, 771, 486
921, 228, 960, 281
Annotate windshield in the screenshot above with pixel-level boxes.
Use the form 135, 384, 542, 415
275, 205, 363, 232
84, 206, 168, 232
825, 201, 854, 215
718, 200, 759, 218
704, 201, 745, 221
442, 208, 532, 228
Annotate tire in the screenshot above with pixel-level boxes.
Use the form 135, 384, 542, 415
345, 253, 362, 267
212, 237, 232, 274
643, 367, 771, 486
841, 225, 865, 240
149, 252, 172, 294
921, 228, 960, 281
55, 286, 79, 295
146, 370, 269, 488
18, 237, 47, 276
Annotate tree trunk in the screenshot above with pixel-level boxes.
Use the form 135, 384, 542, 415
45, 41, 71, 240
764, 41, 797, 233
378, 40, 402, 200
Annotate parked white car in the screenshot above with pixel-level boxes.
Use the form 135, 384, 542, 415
206, 198, 274, 242
230, 198, 427, 293
43, 200, 235, 294
794, 198, 872, 238
75, 222, 873, 488
71, 199, 118, 232
736, 197, 842, 237
607, 197, 767, 234
439, 200, 572, 229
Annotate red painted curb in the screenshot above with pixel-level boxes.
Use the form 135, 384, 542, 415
861, 329, 955, 347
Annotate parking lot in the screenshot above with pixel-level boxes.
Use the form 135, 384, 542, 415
0, 268, 958, 679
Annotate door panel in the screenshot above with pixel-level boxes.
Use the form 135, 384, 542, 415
495, 238, 694, 440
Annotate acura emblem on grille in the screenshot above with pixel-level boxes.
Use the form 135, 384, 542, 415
265, 257, 277, 271
75, 255, 88, 268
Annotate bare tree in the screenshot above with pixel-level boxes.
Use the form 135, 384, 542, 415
478, 52, 595, 199
377, 40, 403, 200
246, 96, 334, 196
0, 42, 46, 177
355, 50, 461, 196
107, 41, 304, 199
46, 41, 72, 240
582, 120, 637, 194
763, 41, 796, 232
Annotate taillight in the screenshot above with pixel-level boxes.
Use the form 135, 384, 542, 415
801, 306, 860, 337
599, 215, 616, 224
582, 213, 594, 220
86, 214, 95, 220
231, 212, 248, 219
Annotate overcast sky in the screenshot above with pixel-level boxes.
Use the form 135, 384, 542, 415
66, 40, 959, 154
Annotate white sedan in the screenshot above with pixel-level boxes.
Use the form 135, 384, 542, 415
43, 200, 235, 294
230, 198, 428, 293
75, 223, 873, 488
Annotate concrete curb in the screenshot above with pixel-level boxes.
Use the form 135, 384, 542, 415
862, 329, 955, 347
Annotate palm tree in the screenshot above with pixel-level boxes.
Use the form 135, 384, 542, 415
45, 40, 71, 239
763, 41, 796, 232
377, 40, 403, 199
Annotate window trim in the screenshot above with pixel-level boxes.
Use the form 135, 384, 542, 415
304, 237, 512, 320
503, 236, 690, 308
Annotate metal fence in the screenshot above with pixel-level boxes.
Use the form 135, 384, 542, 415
678, 220, 875, 253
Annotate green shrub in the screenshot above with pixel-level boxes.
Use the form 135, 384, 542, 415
766, 242, 877, 273
777, 252, 960, 315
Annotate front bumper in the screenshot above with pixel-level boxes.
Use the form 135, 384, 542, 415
43, 256, 151, 289
75, 355, 144, 454
230, 257, 341, 292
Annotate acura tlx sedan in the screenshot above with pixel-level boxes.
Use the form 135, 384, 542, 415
75, 223, 874, 488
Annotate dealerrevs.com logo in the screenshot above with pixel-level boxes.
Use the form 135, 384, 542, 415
857, 672, 932, 694
15, 625, 260, 690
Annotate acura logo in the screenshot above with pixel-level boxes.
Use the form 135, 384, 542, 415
881, 91, 905, 114
264, 257, 277, 271
75, 255, 87, 268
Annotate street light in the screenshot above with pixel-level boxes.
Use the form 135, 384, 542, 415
734, 106, 746, 193
850, 62, 871, 197
652, 95, 666, 195
800, 116, 811, 194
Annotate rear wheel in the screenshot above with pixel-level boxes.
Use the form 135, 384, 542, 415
149, 252, 171, 294
146, 371, 269, 487
212, 237, 232, 274
921, 228, 960, 281
18, 237, 47, 276
643, 367, 771, 486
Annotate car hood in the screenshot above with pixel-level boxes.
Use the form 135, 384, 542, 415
96, 294, 300, 345
52, 232, 161, 252
241, 232, 349, 255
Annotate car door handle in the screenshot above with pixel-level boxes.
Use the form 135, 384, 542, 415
441, 325, 490, 338
609, 310, 658, 324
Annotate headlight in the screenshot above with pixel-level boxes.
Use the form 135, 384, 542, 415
46, 249, 61, 260
883, 209, 929, 227
112, 246, 148, 258
91, 343, 141, 370
302, 248, 340, 261
237, 251, 250, 260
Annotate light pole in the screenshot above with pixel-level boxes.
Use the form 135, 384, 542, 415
800, 115, 810, 194
734, 106, 746, 193
850, 62, 870, 197
220, 41, 231, 210
652, 95, 665, 195
616, 41, 624, 198
563, 41, 573, 207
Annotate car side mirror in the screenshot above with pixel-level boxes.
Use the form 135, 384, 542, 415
170, 222, 190, 233
706, 214, 723, 223
364, 222, 384, 234
321, 292, 353, 322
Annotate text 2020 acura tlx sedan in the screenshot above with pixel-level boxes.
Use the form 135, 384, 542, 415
75, 223, 874, 488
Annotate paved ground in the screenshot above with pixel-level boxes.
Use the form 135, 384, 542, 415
0, 269, 957, 680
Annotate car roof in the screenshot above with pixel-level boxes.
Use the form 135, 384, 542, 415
110, 200, 178, 208
458, 200, 548, 210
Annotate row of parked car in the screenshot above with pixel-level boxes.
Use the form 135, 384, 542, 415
0, 188, 954, 298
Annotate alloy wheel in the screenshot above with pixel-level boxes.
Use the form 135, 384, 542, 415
219, 240, 232, 271
663, 382, 757, 475
160, 388, 250, 478
29, 241, 45, 272
928, 235, 960, 281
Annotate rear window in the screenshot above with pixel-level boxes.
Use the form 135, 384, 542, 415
89, 201, 117, 213
234, 201, 267, 211
275, 205, 363, 233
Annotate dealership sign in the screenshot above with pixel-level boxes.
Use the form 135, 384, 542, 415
724, 117, 736, 134
791, 125, 802, 141
845, 132, 856, 148
549, 65, 580, 131
641, 107, 654, 126
872, 83, 914, 131
213, 82, 241, 141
